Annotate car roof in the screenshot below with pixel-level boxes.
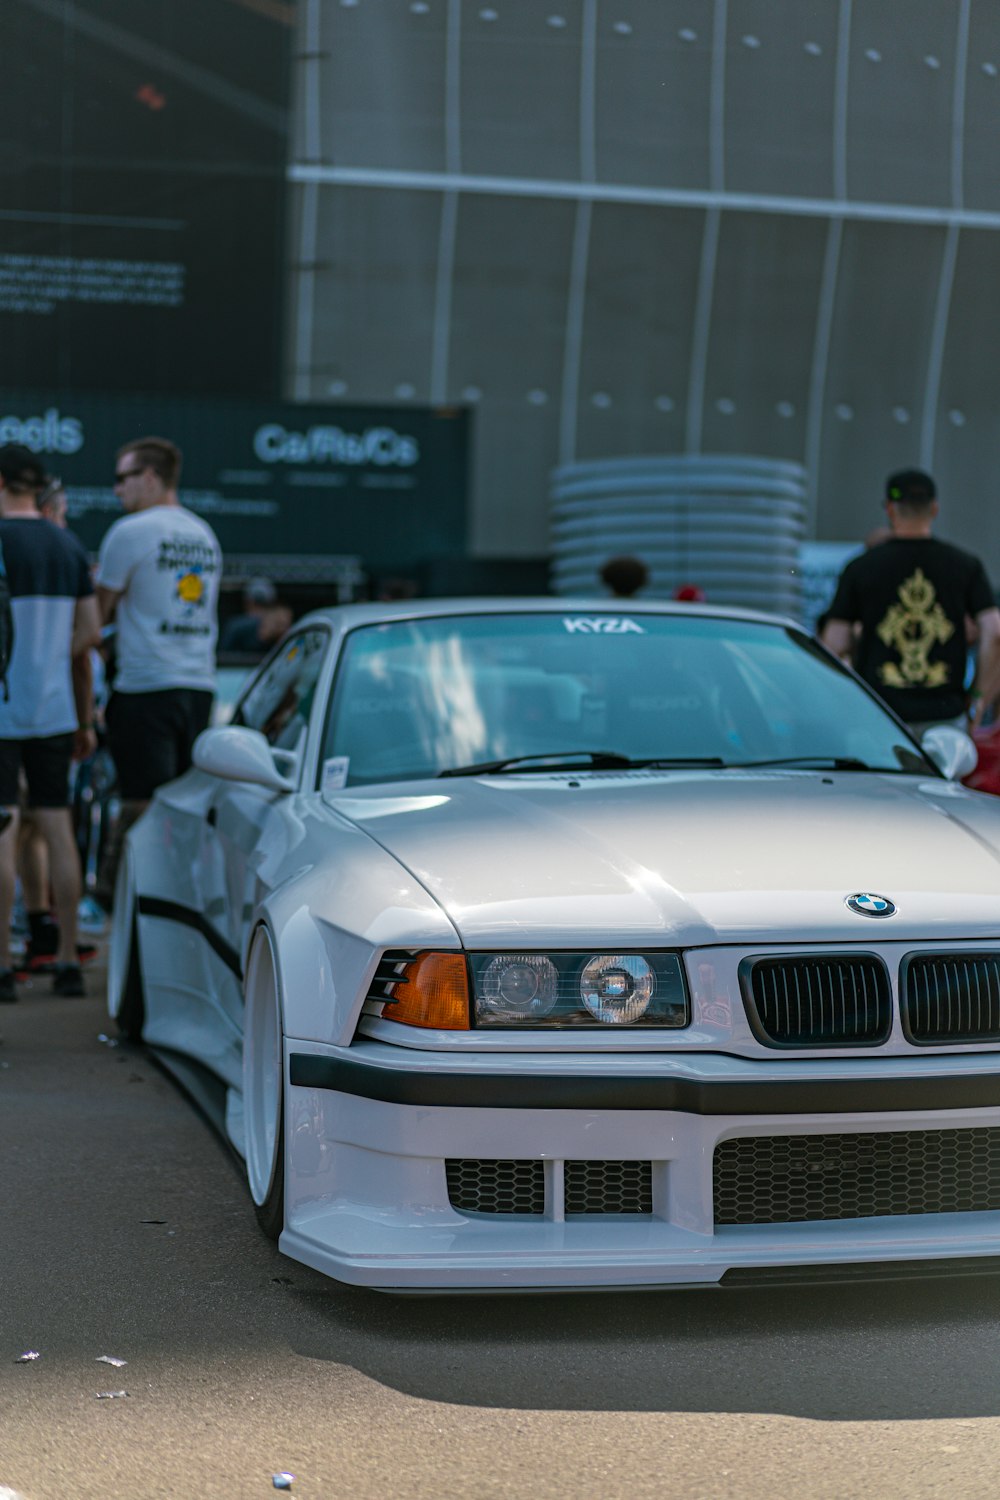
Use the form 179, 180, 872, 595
293, 596, 802, 632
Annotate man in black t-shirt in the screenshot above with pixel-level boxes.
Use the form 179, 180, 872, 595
821, 469, 1000, 732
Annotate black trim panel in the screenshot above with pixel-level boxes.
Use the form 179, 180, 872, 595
289, 1053, 1000, 1114
137, 895, 243, 982
721, 1257, 1000, 1287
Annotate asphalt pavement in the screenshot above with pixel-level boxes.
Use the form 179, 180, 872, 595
5, 956, 1000, 1500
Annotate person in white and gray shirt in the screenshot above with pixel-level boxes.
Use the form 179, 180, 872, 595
96, 435, 221, 819
0, 444, 101, 1000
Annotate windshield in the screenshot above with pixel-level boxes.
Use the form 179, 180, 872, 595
320, 611, 930, 787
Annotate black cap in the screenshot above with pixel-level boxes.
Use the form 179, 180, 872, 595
0, 443, 46, 491
886, 467, 937, 503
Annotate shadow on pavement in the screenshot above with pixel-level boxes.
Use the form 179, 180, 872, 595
282, 1268, 1000, 1421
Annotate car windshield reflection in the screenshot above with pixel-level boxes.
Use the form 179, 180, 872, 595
321, 612, 931, 787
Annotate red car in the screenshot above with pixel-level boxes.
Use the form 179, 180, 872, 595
964, 723, 1000, 793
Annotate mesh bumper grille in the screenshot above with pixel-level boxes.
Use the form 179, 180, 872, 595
902, 954, 1000, 1043
714, 1128, 1000, 1226
565, 1160, 652, 1215
445, 1160, 653, 1216
445, 1159, 544, 1215
742, 954, 891, 1046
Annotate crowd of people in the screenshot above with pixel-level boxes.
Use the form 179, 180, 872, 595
0, 435, 230, 1003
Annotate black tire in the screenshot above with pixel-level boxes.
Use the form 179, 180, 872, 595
116, 918, 146, 1043
254, 1101, 285, 1242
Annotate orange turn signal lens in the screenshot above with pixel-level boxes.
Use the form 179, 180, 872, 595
385, 952, 470, 1030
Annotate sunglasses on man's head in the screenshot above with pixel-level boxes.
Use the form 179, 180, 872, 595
114, 467, 146, 484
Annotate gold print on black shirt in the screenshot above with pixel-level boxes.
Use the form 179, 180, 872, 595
875, 568, 953, 688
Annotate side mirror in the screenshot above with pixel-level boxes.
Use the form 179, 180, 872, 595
921, 724, 978, 781
192, 726, 295, 793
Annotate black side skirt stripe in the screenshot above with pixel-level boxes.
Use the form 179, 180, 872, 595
137, 895, 243, 982
289, 1053, 1000, 1115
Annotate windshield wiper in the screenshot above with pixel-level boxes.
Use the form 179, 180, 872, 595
727, 756, 882, 771
438, 751, 726, 777
439, 750, 636, 777
641, 757, 727, 768
439, 750, 898, 778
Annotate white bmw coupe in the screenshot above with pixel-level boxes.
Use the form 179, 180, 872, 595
109, 597, 1000, 1291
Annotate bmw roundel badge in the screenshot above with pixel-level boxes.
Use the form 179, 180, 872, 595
846, 892, 896, 918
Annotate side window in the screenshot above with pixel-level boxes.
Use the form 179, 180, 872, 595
235, 630, 329, 752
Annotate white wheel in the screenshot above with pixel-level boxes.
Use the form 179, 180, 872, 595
242, 926, 284, 1237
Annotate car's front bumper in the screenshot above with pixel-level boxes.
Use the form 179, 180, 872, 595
280, 1041, 1000, 1291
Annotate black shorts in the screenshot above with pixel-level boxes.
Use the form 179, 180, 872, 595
106, 688, 214, 801
0, 733, 74, 809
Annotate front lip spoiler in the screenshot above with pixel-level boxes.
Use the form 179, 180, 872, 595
382, 1256, 1000, 1294
288, 1053, 1000, 1114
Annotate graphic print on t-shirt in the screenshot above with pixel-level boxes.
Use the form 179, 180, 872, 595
156, 535, 218, 637
875, 568, 954, 689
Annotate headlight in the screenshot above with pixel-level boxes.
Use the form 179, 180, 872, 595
471, 951, 688, 1028
479, 955, 559, 1022
580, 954, 655, 1025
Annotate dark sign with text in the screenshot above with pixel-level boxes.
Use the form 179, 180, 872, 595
3, 0, 290, 397
0, 391, 469, 576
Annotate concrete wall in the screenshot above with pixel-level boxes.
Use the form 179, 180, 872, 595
285, 0, 1000, 576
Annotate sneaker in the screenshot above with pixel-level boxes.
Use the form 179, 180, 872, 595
14, 947, 53, 979
16, 940, 98, 980
0, 968, 17, 1003
52, 963, 85, 998
22, 939, 58, 974
21, 915, 60, 974
77, 895, 107, 936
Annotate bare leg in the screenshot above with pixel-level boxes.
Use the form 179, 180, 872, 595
18, 815, 50, 912
30, 808, 80, 966
0, 808, 21, 970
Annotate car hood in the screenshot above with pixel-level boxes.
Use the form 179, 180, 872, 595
327, 770, 1000, 947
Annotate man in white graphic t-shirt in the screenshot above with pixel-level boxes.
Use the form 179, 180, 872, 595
96, 437, 221, 842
